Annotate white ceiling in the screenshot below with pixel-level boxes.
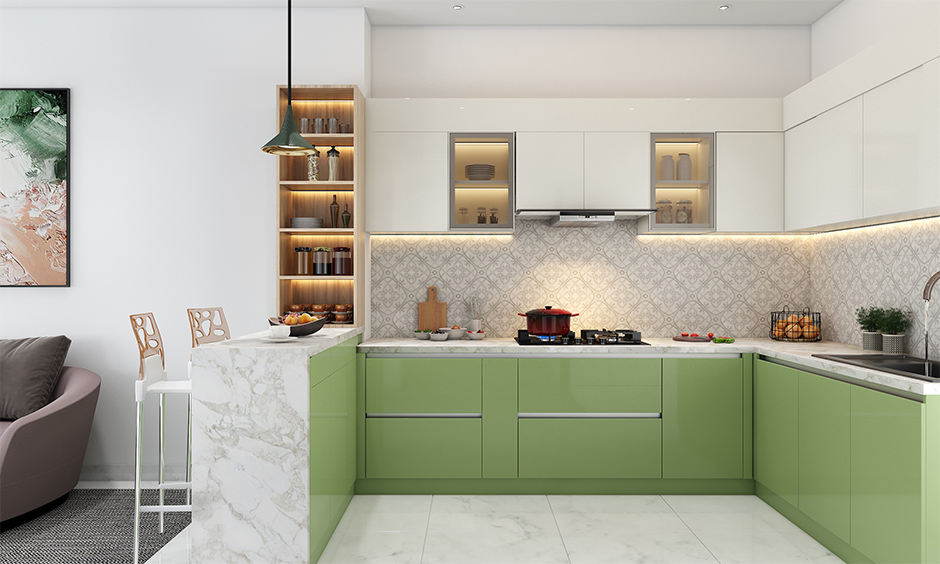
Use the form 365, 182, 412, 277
0, 0, 844, 26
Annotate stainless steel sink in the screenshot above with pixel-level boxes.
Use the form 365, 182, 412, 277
813, 354, 940, 382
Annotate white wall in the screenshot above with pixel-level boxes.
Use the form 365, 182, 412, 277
0, 6, 370, 480
371, 25, 811, 98
811, 0, 940, 79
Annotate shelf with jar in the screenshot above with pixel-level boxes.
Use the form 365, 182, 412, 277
275, 85, 364, 322
648, 133, 715, 232
449, 132, 514, 230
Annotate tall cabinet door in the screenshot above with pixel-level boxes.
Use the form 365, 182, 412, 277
715, 132, 784, 232
798, 372, 850, 543
515, 131, 584, 210
367, 131, 448, 232
784, 98, 863, 231
753, 360, 799, 507
863, 57, 940, 218
583, 132, 650, 209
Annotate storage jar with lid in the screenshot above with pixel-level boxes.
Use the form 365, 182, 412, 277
332, 247, 352, 275
312, 247, 332, 275
676, 153, 692, 181
655, 198, 673, 224
659, 155, 675, 180
675, 199, 693, 224
295, 247, 312, 275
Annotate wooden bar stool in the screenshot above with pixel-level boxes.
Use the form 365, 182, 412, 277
129, 312, 192, 564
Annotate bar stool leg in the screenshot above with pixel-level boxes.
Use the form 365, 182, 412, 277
134, 401, 144, 564
158, 393, 165, 533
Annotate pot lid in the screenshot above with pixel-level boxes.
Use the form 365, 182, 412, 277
524, 305, 573, 316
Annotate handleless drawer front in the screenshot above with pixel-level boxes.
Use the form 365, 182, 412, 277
366, 418, 482, 478
365, 358, 482, 414
518, 358, 662, 413
519, 418, 662, 478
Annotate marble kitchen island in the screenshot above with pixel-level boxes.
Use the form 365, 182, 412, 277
189, 326, 362, 564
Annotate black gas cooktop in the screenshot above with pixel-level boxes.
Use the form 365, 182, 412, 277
515, 329, 650, 346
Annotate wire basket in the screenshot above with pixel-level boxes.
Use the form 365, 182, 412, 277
770, 306, 821, 342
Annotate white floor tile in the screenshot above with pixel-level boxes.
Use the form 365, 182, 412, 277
144, 525, 191, 564
662, 495, 776, 514
318, 530, 427, 564
562, 530, 718, 564
553, 510, 692, 533
345, 494, 434, 514
548, 494, 674, 514
422, 530, 569, 564
695, 530, 845, 564
428, 510, 559, 534
430, 495, 553, 514
675, 510, 804, 534
335, 495, 432, 533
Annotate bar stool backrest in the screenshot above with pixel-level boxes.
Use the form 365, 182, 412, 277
130, 313, 167, 401
187, 307, 230, 347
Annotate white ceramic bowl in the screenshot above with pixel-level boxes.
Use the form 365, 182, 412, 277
441, 327, 466, 340
415, 332, 430, 340
429, 332, 448, 341
466, 331, 484, 340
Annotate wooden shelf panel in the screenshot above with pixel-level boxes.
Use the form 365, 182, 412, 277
301, 133, 354, 146
280, 181, 354, 191
655, 180, 709, 187
280, 275, 355, 281
279, 228, 355, 234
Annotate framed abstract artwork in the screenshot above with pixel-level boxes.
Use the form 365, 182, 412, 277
0, 88, 70, 286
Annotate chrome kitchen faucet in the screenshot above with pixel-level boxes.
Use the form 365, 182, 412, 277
925, 271, 940, 363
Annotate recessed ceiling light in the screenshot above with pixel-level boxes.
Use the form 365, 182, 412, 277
718, 4, 732, 10
453, 4, 463, 10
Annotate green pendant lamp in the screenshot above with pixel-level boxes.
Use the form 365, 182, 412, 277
262, 0, 316, 156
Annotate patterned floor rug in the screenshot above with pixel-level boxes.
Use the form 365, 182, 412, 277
0, 489, 190, 564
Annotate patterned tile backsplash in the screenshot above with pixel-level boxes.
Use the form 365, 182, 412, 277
371, 220, 813, 340
371, 216, 940, 353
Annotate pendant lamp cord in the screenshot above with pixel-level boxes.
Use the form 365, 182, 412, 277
287, 0, 292, 105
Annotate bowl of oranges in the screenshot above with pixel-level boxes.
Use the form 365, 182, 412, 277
770, 308, 821, 342
269, 312, 328, 337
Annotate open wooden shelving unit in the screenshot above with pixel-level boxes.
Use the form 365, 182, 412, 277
275, 85, 365, 327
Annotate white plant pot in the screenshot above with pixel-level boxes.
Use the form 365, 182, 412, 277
861, 331, 882, 351
882, 334, 905, 355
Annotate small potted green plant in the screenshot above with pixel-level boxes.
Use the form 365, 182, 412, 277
855, 306, 885, 351
880, 307, 913, 354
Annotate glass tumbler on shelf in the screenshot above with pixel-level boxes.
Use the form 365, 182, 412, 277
477, 207, 487, 224
489, 208, 499, 224
328, 146, 340, 181
458, 207, 469, 224
295, 247, 312, 275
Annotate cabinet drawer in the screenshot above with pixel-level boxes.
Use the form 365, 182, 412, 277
366, 358, 482, 413
519, 359, 661, 413
518, 419, 662, 478
365, 418, 482, 479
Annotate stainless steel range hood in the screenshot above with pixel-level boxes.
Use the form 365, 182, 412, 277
516, 209, 655, 227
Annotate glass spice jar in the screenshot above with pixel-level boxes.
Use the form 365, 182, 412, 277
312, 247, 332, 275
295, 247, 312, 275
332, 247, 352, 275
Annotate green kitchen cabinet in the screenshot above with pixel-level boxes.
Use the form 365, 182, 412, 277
365, 418, 482, 478
662, 358, 745, 479
308, 375, 331, 559
518, 358, 661, 413
753, 359, 799, 506
365, 358, 482, 413
851, 385, 925, 564
798, 371, 850, 543
519, 418, 662, 478
482, 358, 518, 478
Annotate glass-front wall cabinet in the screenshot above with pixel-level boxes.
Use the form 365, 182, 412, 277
450, 133, 514, 231
650, 133, 715, 232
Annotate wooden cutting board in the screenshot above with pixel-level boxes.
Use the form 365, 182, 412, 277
418, 287, 447, 331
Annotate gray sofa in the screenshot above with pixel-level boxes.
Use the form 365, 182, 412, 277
0, 366, 101, 522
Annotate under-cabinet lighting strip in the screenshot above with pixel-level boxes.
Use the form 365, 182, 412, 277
518, 412, 661, 419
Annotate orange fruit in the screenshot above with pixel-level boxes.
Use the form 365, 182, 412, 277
799, 315, 812, 327
785, 324, 802, 339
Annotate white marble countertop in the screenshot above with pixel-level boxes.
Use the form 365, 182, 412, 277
202, 325, 363, 355
359, 336, 940, 396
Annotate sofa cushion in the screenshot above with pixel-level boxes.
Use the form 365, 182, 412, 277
0, 336, 72, 419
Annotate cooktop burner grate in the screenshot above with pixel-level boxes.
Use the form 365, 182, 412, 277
514, 329, 650, 346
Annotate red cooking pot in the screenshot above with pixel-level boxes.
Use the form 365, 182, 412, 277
518, 306, 580, 336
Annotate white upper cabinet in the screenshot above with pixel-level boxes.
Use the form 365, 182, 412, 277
863, 58, 940, 219
784, 98, 863, 232
583, 132, 651, 209
516, 131, 651, 211
366, 131, 449, 232
716, 132, 784, 232
515, 131, 584, 210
